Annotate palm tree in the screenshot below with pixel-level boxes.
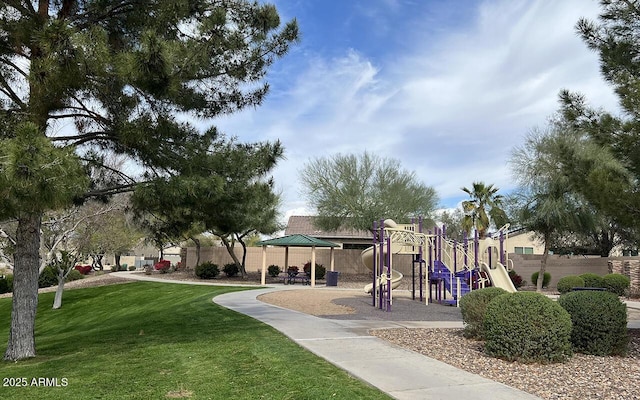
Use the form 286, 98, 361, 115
460, 182, 508, 239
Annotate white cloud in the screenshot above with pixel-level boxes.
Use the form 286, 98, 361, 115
217, 0, 618, 219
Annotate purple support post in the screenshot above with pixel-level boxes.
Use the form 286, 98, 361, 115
386, 232, 392, 312
378, 220, 385, 310
437, 227, 442, 263
419, 216, 424, 302
474, 230, 479, 268
372, 220, 378, 307
428, 229, 433, 304
500, 231, 505, 265
411, 217, 416, 300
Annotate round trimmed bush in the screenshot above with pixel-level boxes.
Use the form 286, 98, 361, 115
459, 287, 508, 339
531, 271, 551, 288
195, 262, 220, 279
579, 273, 604, 288
556, 275, 585, 294
303, 262, 326, 280
223, 263, 240, 277
558, 290, 628, 356
65, 269, 84, 282
316, 264, 326, 280
602, 273, 630, 296
483, 292, 572, 363
39, 266, 59, 288
268, 265, 281, 277
0, 274, 11, 294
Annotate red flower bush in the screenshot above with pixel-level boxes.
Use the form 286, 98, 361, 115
74, 265, 92, 275
154, 260, 171, 273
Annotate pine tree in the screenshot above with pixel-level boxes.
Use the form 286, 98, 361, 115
559, 0, 640, 226
0, 0, 297, 361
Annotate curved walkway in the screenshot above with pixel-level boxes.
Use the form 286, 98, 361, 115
113, 272, 541, 400
112, 272, 640, 399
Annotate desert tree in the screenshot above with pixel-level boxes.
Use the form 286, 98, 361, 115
509, 125, 616, 291
300, 152, 439, 232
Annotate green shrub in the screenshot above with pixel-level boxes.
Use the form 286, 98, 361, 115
268, 264, 281, 277
303, 262, 326, 280
558, 290, 628, 356
459, 287, 508, 339
317, 265, 326, 280
128, 265, 136, 271
556, 275, 585, 294
531, 271, 551, 288
39, 266, 59, 288
195, 262, 219, 279
66, 269, 84, 282
579, 273, 604, 288
602, 273, 630, 296
223, 263, 240, 277
110, 265, 118, 272
0, 274, 12, 294
483, 292, 572, 363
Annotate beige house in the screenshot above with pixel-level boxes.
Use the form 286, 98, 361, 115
286, 217, 548, 255
507, 230, 545, 255
495, 228, 546, 255
285, 216, 372, 250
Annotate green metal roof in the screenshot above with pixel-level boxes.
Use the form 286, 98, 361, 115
257, 234, 338, 248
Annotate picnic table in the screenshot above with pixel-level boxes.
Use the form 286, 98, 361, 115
279, 272, 310, 285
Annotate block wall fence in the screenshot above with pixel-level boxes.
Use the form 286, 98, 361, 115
181, 246, 640, 290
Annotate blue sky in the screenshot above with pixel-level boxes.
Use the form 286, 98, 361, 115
215, 0, 619, 224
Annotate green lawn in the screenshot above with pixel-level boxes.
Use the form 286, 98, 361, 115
0, 282, 390, 399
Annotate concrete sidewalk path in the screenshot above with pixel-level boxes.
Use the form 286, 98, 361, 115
213, 287, 542, 400
114, 272, 640, 398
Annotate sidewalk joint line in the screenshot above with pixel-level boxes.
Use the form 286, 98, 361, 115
296, 336, 377, 341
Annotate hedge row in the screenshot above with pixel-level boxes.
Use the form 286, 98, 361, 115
459, 287, 629, 363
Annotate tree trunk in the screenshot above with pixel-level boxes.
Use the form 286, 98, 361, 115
91, 254, 104, 271
4, 214, 41, 361
236, 233, 248, 278
537, 237, 550, 293
114, 252, 121, 269
53, 272, 65, 310
189, 237, 201, 267
220, 236, 244, 276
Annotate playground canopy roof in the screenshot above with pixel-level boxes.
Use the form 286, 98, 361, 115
257, 234, 338, 248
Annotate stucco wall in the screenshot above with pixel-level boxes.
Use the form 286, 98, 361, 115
182, 246, 420, 275
183, 246, 638, 291
509, 254, 613, 287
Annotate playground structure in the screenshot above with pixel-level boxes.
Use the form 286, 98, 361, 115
361, 218, 516, 311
